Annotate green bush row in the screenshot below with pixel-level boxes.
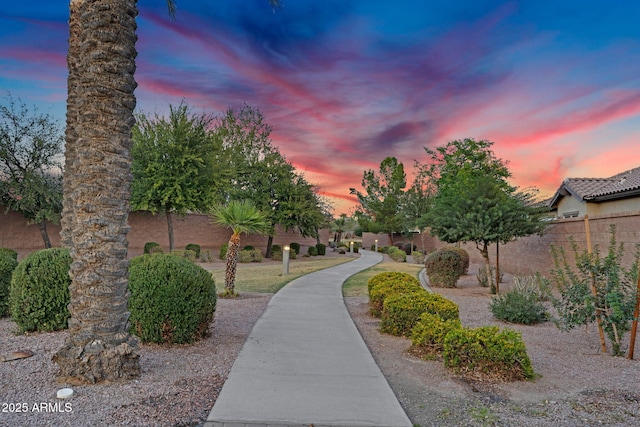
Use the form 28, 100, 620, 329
239, 248, 263, 263
380, 290, 459, 336
367, 273, 422, 318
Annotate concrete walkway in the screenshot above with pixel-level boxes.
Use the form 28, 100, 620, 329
206, 250, 412, 427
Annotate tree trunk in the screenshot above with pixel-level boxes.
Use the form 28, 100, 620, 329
166, 210, 174, 251
225, 233, 240, 294
479, 241, 494, 291
54, 0, 140, 384
38, 220, 52, 249
266, 235, 274, 258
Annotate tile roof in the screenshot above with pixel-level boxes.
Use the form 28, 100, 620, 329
549, 166, 640, 207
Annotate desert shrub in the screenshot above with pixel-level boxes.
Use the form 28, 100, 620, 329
337, 243, 348, 254
443, 246, 469, 274
243, 245, 255, 251
128, 253, 217, 344
425, 249, 464, 287
411, 251, 425, 264
368, 274, 423, 317
199, 250, 213, 263
380, 291, 459, 336
185, 243, 201, 258
170, 249, 197, 262
367, 271, 419, 294
512, 274, 553, 302
489, 285, 549, 325
239, 249, 263, 263
271, 244, 283, 261
381, 246, 391, 254
219, 243, 228, 260
387, 246, 407, 262
0, 248, 18, 261
352, 242, 360, 253
0, 252, 19, 317
289, 242, 301, 255
143, 241, 162, 254
411, 312, 463, 357
9, 248, 71, 332
307, 246, 318, 256
443, 326, 535, 381
316, 243, 326, 255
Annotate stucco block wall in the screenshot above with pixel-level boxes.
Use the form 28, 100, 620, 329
0, 206, 330, 259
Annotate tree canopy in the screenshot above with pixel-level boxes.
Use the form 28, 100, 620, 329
0, 93, 64, 247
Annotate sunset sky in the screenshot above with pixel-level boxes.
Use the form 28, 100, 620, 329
1, 1, 639, 214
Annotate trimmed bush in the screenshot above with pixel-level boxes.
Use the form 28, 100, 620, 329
170, 249, 197, 262
444, 246, 469, 274
239, 249, 263, 263
144, 241, 162, 254
271, 244, 283, 261
380, 291, 459, 336
315, 243, 326, 256
9, 248, 71, 332
185, 243, 201, 259
411, 312, 463, 357
243, 245, 255, 251
490, 279, 549, 325
425, 249, 464, 287
128, 253, 217, 344
219, 243, 228, 260
411, 251, 425, 264
443, 326, 535, 381
368, 274, 423, 318
307, 245, 318, 256
0, 248, 18, 261
0, 252, 19, 317
387, 246, 407, 262
367, 271, 419, 294
289, 242, 301, 255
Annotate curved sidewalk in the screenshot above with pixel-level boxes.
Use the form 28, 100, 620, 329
206, 250, 412, 427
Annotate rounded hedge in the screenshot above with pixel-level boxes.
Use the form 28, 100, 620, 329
0, 252, 19, 317
0, 248, 18, 261
315, 243, 326, 256
380, 290, 459, 336
9, 248, 71, 332
444, 246, 469, 274
425, 249, 464, 287
367, 272, 423, 318
128, 253, 217, 344
410, 312, 462, 357
144, 241, 162, 254
185, 243, 201, 258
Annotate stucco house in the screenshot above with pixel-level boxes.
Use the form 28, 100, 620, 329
549, 166, 640, 218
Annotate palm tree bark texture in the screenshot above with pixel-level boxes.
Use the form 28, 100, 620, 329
225, 233, 241, 294
54, 0, 141, 384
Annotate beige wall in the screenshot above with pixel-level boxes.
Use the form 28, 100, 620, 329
0, 207, 329, 259
556, 195, 640, 218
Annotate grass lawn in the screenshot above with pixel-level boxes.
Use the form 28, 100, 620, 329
210, 256, 353, 294
342, 261, 425, 297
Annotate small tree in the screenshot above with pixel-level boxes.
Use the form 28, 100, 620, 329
0, 93, 64, 248
209, 200, 269, 297
131, 102, 222, 250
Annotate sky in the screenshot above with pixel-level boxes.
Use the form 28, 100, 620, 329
1, 1, 639, 214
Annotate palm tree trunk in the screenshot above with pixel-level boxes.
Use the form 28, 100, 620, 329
54, 0, 140, 384
225, 233, 241, 294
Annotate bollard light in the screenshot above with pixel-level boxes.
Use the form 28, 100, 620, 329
375, 239, 378, 253
283, 245, 290, 275
349, 241, 354, 254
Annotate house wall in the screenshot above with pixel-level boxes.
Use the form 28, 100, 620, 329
556, 196, 640, 218
556, 196, 586, 217
0, 206, 329, 259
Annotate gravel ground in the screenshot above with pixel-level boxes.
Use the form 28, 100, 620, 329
1, 261, 639, 427
346, 266, 640, 427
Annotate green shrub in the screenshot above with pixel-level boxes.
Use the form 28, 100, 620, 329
411, 251, 425, 264
0, 253, 19, 317
425, 249, 464, 287
271, 245, 283, 261
243, 245, 255, 251
289, 242, 301, 255
387, 246, 407, 262
368, 275, 423, 318
443, 326, 535, 381
307, 245, 318, 256
128, 253, 217, 344
239, 249, 263, 263
444, 246, 469, 274
316, 243, 326, 256
170, 249, 197, 262
380, 291, 459, 336
411, 312, 463, 357
219, 243, 229, 260
381, 246, 390, 254
185, 243, 201, 258
9, 248, 71, 332
144, 241, 162, 254
199, 250, 213, 263
490, 281, 549, 325
0, 248, 18, 261
367, 271, 419, 294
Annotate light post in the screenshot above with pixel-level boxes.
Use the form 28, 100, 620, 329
349, 241, 354, 255
282, 245, 290, 275
375, 239, 378, 253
